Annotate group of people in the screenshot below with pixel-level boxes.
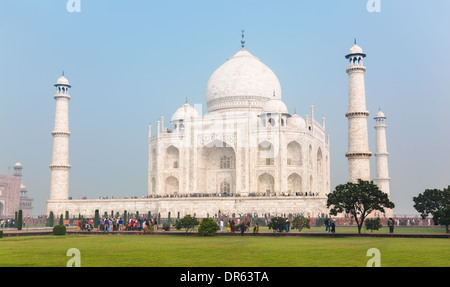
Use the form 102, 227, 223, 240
324, 217, 398, 233
78, 192, 321, 201
146, 192, 320, 198
76, 217, 159, 233
324, 218, 336, 233
0, 219, 16, 228
218, 219, 260, 235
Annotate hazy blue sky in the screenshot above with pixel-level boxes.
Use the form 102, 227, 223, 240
1, 1, 449, 216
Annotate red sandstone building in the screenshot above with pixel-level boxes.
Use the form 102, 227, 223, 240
0, 163, 33, 218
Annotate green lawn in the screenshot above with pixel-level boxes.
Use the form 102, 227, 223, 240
0, 234, 448, 267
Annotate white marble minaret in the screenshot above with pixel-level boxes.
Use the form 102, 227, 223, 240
345, 43, 372, 182
49, 74, 72, 201
374, 110, 390, 195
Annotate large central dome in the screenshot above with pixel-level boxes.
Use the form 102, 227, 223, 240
206, 48, 282, 113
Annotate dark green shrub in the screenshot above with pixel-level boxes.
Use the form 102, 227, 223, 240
174, 215, 199, 234
53, 225, 67, 235
268, 217, 288, 232
292, 216, 311, 231
0, 230, 3, 238
197, 218, 219, 236
365, 218, 382, 232
162, 220, 171, 231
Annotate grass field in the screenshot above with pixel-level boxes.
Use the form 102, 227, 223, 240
0, 233, 448, 267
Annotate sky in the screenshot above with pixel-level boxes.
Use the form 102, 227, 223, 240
0, 0, 449, 216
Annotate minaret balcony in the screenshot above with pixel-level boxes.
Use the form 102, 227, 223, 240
54, 94, 71, 100
49, 164, 72, 169
346, 66, 366, 73
51, 131, 71, 136
345, 111, 370, 118
345, 152, 372, 159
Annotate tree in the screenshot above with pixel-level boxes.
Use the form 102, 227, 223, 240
291, 216, 311, 232
197, 218, 219, 236
413, 186, 450, 233
123, 210, 128, 225
327, 179, 395, 234
175, 214, 199, 235
17, 210, 23, 231
59, 214, 64, 225
268, 217, 288, 233
94, 210, 99, 228
47, 211, 55, 227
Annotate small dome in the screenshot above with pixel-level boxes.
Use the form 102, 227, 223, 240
288, 114, 306, 129
375, 110, 385, 118
348, 44, 363, 55
171, 103, 199, 123
56, 75, 70, 86
262, 99, 288, 114
14, 162, 22, 168
20, 183, 27, 191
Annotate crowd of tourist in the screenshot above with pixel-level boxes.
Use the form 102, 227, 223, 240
74, 192, 321, 200
76, 217, 159, 233
1, 211, 436, 233
0, 218, 16, 228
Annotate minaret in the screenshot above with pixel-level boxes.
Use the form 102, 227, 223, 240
13, 162, 23, 177
345, 42, 372, 182
49, 74, 72, 201
374, 110, 391, 196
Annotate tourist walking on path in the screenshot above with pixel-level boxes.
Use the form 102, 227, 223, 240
325, 218, 330, 232
388, 218, 394, 233
240, 223, 245, 236
118, 218, 123, 231
253, 223, 259, 235
331, 219, 336, 233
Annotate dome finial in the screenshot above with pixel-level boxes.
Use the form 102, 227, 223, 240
354, 38, 357, 45
241, 29, 246, 48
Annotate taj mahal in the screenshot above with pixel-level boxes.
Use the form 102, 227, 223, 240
45, 35, 391, 219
